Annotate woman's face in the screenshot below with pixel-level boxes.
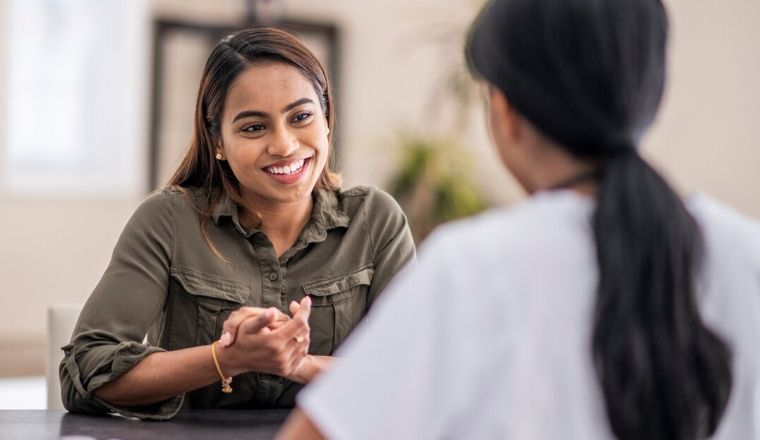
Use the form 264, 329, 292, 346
217, 62, 329, 208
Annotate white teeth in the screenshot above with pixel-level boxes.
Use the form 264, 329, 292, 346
266, 159, 305, 175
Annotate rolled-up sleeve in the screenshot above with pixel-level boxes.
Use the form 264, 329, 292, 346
59, 190, 183, 420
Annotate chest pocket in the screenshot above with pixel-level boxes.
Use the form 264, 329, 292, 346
169, 267, 248, 348
302, 265, 374, 355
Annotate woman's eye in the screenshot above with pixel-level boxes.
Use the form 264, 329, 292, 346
242, 123, 266, 133
292, 112, 313, 123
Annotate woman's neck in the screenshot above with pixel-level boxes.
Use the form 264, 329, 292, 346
520, 139, 599, 197
241, 195, 314, 257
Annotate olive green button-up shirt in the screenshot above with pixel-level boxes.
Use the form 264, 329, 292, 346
60, 185, 415, 420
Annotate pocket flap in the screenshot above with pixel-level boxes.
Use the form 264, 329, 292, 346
302, 266, 374, 297
170, 267, 246, 303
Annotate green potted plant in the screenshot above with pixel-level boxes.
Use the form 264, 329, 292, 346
387, 136, 488, 243
386, 12, 489, 243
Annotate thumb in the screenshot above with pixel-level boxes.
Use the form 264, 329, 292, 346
293, 296, 311, 322
289, 300, 301, 317
239, 308, 276, 335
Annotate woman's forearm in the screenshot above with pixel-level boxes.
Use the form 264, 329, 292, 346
94, 348, 329, 407
93, 344, 223, 407
94, 305, 312, 408
94, 301, 315, 408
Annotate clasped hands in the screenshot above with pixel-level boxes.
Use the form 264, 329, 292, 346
216, 296, 314, 384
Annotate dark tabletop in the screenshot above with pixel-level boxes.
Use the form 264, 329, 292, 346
0, 409, 291, 440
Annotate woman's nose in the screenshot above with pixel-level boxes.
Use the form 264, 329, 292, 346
266, 128, 299, 157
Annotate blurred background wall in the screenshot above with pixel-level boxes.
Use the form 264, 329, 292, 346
0, 0, 757, 378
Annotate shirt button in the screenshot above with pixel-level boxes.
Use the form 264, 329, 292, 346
268, 272, 278, 281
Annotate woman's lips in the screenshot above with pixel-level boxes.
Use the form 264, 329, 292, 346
262, 157, 311, 185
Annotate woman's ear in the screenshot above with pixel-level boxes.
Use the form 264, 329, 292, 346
486, 85, 532, 191
488, 86, 521, 145
215, 141, 225, 161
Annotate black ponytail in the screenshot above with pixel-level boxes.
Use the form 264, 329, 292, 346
466, 0, 733, 438
592, 151, 732, 439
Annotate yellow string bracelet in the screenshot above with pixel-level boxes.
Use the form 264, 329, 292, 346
211, 341, 233, 393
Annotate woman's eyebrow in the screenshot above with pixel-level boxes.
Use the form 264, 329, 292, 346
232, 97, 315, 123
232, 110, 268, 122
282, 97, 314, 113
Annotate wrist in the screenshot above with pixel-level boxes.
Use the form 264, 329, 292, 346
214, 342, 242, 377
286, 355, 315, 384
210, 341, 234, 393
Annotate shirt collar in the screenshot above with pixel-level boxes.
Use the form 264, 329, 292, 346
301, 187, 351, 243
211, 194, 237, 225
211, 188, 350, 242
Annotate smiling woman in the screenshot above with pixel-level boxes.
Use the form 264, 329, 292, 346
58, 28, 415, 420
217, 63, 331, 249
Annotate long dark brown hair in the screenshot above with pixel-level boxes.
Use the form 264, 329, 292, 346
169, 27, 340, 251
467, 0, 732, 438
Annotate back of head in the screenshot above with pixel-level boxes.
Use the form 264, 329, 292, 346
467, 1, 733, 438
468, 0, 666, 157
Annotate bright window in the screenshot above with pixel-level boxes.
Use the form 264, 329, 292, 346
3, 0, 147, 196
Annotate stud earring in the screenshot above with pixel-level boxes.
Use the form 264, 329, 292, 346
215, 152, 223, 160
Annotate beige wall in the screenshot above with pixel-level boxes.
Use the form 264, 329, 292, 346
0, 0, 758, 376
646, 0, 760, 216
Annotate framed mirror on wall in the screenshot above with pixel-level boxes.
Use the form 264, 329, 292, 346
148, 17, 340, 190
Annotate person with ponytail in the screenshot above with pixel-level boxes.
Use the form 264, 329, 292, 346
278, 0, 760, 439
60, 28, 415, 420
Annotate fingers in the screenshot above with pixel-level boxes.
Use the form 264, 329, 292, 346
279, 331, 311, 375
221, 297, 310, 350
267, 318, 289, 331
288, 331, 310, 355
220, 308, 253, 347
225, 299, 311, 377
276, 297, 312, 342
295, 296, 311, 320
220, 306, 288, 347
239, 308, 278, 335
292, 297, 311, 344
288, 295, 311, 317
289, 300, 300, 316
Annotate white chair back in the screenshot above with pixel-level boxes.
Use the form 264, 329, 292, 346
46, 304, 82, 409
